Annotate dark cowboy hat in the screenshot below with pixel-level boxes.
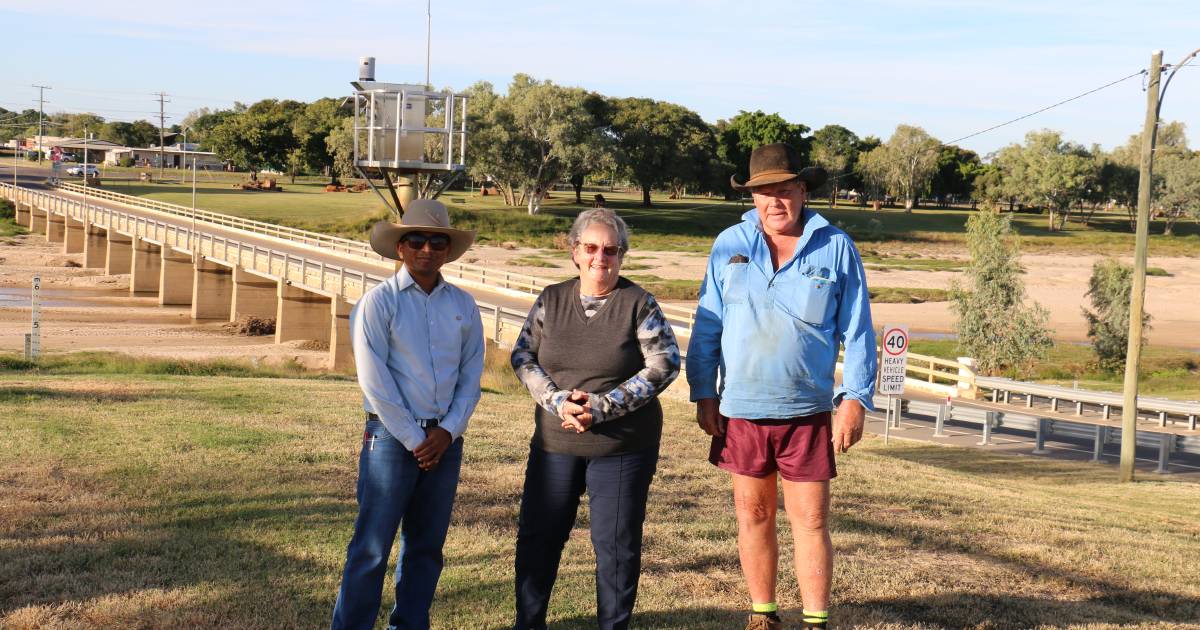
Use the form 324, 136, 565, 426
369, 199, 476, 263
730, 143, 828, 192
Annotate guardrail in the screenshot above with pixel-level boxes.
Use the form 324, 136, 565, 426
977, 376, 1200, 430
48, 181, 700, 330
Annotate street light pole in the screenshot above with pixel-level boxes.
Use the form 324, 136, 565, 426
1119, 47, 1199, 482
191, 156, 197, 261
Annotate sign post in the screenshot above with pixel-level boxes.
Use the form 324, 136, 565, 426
29, 275, 42, 359
878, 324, 910, 444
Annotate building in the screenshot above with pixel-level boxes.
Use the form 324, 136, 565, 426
106, 144, 225, 170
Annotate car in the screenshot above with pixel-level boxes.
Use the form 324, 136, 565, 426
66, 165, 99, 177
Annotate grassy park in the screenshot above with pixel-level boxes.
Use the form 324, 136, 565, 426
55, 163, 1200, 256
1, 352, 1198, 629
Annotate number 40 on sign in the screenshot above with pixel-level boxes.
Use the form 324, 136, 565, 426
878, 324, 909, 396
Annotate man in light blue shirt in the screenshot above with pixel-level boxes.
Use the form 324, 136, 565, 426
686, 144, 877, 630
331, 200, 484, 630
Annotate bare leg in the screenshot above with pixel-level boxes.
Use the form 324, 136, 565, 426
732, 472, 780, 604
781, 479, 831, 611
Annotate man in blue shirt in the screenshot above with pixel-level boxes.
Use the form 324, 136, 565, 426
686, 144, 877, 630
331, 200, 485, 630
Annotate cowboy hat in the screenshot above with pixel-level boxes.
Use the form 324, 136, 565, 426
369, 199, 476, 263
730, 143, 828, 192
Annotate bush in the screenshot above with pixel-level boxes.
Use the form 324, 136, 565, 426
1083, 258, 1150, 371
118, 156, 135, 168
0, 199, 13, 220
25, 152, 38, 162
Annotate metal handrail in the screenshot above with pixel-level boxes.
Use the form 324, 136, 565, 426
977, 376, 1200, 423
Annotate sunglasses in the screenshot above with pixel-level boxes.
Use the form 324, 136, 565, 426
401, 232, 451, 252
577, 242, 623, 257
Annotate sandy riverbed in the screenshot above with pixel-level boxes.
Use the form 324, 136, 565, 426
2, 233, 1197, 358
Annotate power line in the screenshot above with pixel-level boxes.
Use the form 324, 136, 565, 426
943, 69, 1148, 147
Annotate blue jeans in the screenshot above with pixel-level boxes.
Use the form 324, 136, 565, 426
331, 418, 463, 630
513, 445, 659, 630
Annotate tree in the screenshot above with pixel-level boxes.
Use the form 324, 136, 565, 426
101, 120, 159, 148
292, 97, 349, 183
717, 111, 810, 190
810, 124, 859, 206
992, 130, 1096, 231
207, 99, 305, 175
928, 145, 981, 208
1082, 259, 1149, 371
325, 118, 356, 184
951, 209, 1053, 376
856, 125, 940, 211
611, 97, 714, 207
562, 93, 615, 204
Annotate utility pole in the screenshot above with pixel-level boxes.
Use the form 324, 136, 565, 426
425, 0, 432, 88
32, 84, 51, 164
155, 91, 170, 183
1119, 51, 1162, 482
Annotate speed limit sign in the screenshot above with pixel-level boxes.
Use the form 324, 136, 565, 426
878, 324, 909, 395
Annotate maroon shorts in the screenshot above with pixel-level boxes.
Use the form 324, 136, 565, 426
708, 412, 836, 482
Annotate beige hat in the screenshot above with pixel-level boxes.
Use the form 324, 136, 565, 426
369, 199, 476, 263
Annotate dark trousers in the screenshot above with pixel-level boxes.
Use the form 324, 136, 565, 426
513, 444, 659, 630
330, 419, 464, 630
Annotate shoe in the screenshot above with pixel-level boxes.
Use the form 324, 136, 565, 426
745, 613, 782, 630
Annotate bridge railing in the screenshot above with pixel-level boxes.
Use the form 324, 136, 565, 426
977, 376, 1200, 430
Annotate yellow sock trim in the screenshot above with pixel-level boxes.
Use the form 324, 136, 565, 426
752, 602, 778, 614
802, 609, 829, 622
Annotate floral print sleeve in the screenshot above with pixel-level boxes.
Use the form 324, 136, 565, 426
510, 294, 570, 416
591, 295, 681, 425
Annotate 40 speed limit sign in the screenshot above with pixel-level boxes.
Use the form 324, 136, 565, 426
877, 324, 909, 395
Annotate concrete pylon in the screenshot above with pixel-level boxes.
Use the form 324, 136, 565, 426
83, 225, 107, 269
276, 279, 331, 344
63, 216, 86, 254
105, 231, 133, 275
15, 202, 30, 227
191, 258, 233, 319
159, 247, 193, 305
230, 267, 277, 322
329, 296, 354, 372
130, 236, 162, 294
29, 207, 47, 234
45, 212, 65, 243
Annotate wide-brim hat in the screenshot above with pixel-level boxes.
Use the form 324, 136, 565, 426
730, 142, 828, 192
369, 199, 476, 263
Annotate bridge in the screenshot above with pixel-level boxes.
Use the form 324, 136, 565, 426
3, 176, 1198, 472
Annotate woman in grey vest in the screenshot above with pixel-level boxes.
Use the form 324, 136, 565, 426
510, 208, 681, 630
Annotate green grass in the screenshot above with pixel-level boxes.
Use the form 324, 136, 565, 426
909, 339, 1200, 399
868, 287, 951, 303
1145, 266, 1171, 277
1, 357, 1198, 629
0, 351, 349, 379
91, 171, 1200, 257
627, 275, 702, 300
508, 255, 560, 268
0, 200, 23, 237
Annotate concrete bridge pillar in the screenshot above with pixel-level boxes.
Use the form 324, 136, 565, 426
83, 225, 108, 268
29, 206, 46, 234
63, 216, 86, 253
159, 247, 193, 305
230, 267, 277, 322
46, 212, 65, 243
191, 258, 233, 319
15, 202, 30, 227
275, 280, 331, 345
130, 236, 162, 294
105, 231, 133, 275
329, 296, 354, 372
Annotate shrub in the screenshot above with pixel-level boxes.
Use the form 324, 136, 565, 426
1082, 258, 1150, 371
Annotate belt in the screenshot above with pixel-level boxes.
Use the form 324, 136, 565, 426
366, 412, 439, 428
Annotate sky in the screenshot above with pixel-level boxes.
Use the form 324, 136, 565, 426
1, 0, 1198, 157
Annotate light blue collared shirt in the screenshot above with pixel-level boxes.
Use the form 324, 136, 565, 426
686, 208, 877, 419
351, 265, 484, 450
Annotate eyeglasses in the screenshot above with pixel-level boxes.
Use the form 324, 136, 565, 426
578, 242, 623, 257
401, 232, 451, 252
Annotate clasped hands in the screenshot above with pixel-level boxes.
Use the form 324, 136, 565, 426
559, 389, 595, 433
414, 426, 452, 471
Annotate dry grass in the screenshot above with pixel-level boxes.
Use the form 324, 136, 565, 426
1, 363, 1198, 629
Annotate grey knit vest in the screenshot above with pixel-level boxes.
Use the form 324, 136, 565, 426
531, 277, 663, 457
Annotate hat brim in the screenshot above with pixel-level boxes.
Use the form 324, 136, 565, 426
730, 166, 828, 192
369, 220, 476, 263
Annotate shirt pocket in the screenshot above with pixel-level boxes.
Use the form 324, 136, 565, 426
720, 262, 750, 305
775, 265, 838, 324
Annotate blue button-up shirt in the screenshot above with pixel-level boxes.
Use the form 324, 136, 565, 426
351, 266, 485, 450
686, 208, 877, 419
